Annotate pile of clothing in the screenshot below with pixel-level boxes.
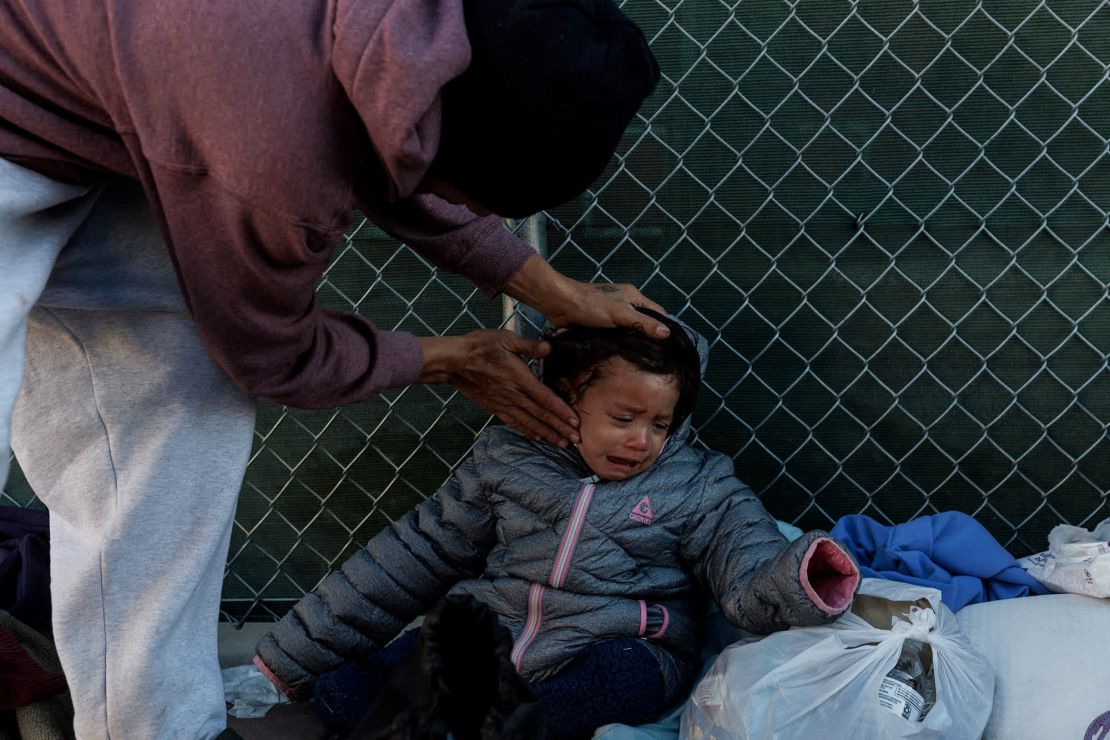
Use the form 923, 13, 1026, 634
601, 512, 1109, 740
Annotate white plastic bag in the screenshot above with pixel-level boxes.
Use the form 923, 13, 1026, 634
680, 579, 994, 740
1018, 518, 1110, 598
221, 664, 289, 719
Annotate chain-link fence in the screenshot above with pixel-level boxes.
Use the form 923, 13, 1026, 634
6, 0, 1110, 622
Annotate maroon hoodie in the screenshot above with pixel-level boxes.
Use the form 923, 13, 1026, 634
0, 0, 535, 408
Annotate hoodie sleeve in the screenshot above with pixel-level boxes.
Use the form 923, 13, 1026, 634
679, 454, 860, 635
143, 164, 426, 409
145, 168, 533, 409
254, 447, 495, 700
360, 193, 536, 296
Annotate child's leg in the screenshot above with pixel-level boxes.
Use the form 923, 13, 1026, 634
531, 638, 667, 740
317, 633, 670, 739
314, 628, 421, 732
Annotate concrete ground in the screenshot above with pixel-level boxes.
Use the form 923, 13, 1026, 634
225, 701, 328, 740
227, 702, 331, 740
219, 622, 332, 740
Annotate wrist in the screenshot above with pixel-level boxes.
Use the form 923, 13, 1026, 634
416, 335, 467, 384
502, 253, 575, 320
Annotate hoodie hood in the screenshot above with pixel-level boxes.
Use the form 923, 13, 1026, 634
332, 0, 471, 201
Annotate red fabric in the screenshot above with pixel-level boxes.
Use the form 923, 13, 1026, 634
254, 654, 293, 700
0, 627, 66, 709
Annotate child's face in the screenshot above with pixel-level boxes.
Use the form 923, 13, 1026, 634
569, 357, 680, 481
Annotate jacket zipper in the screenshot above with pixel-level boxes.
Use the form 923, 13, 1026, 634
510, 481, 596, 671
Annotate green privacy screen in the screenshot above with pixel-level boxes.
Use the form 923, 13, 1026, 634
202, 0, 1110, 620
7, 1, 1107, 621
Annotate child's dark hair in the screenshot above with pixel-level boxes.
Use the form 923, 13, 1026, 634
541, 308, 701, 435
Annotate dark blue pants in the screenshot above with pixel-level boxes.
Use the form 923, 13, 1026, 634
315, 630, 667, 739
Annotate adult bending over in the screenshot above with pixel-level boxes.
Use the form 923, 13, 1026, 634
0, 0, 661, 736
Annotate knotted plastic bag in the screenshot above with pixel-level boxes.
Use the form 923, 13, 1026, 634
680, 579, 993, 740
1019, 517, 1110, 598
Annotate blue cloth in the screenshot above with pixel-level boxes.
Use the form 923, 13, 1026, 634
830, 512, 1048, 611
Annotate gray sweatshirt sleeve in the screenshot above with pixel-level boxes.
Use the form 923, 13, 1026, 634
680, 455, 858, 635
255, 450, 495, 699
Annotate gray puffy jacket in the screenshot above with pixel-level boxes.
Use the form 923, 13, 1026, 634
256, 332, 859, 701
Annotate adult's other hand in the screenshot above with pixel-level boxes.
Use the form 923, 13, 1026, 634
417, 331, 580, 447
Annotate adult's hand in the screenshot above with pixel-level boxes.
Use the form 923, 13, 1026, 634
503, 254, 672, 337
417, 331, 580, 447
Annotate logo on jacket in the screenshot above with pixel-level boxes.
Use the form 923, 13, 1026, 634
629, 496, 653, 525
1085, 710, 1110, 740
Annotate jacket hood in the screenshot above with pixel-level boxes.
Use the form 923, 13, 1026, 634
332, 0, 471, 201
544, 315, 709, 477
665, 315, 708, 449
652, 315, 705, 454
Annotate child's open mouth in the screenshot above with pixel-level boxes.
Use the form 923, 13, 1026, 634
606, 456, 641, 470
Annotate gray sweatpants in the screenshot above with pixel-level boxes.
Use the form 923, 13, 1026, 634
0, 157, 257, 739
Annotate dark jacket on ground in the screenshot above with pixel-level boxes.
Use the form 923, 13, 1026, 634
0, 506, 50, 628
256, 330, 859, 701
0, 0, 533, 408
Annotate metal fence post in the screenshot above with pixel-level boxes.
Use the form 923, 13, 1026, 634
503, 213, 548, 341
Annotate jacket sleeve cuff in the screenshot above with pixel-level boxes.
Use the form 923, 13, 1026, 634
253, 654, 294, 700
253, 638, 313, 701
799, 537, 860, 616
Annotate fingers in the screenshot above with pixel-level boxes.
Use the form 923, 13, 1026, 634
612, 300, 671, 338
497, 407, 554, 445
497, 402, 577, 447
506, 367, 579, 445
615, 285, 669, 336
453, 330, 579, 446
500, 407, 576, 448
574, 281, 672, 337
628, 290, 667, 317
505, 334, 551, 360
499, 334, 578, 437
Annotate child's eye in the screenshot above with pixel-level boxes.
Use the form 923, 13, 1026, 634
653, 422, 671, 432
610, 416, 633, 424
